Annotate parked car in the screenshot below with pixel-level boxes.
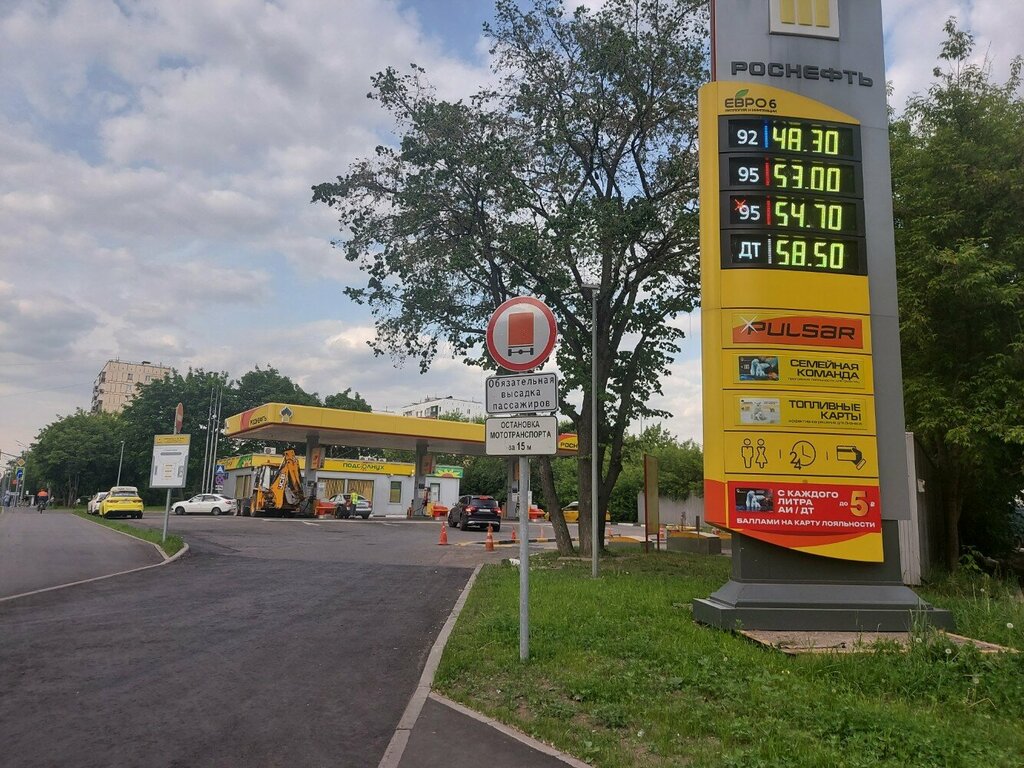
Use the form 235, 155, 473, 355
99, 486, 144, 519
173, 494, 238, 516
447, 495, 501, 532
329, 493, 372, 519
87, 491, 109, 515
556, 501, 611, 523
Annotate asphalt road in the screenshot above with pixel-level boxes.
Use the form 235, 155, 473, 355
0, 513, 551, 768
0, 506, 162, 598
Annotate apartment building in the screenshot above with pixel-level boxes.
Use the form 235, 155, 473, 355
91, 360, 172, 413
398, 396, 486, 422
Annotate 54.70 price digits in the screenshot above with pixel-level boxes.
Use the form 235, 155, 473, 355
729, 194, 860, 234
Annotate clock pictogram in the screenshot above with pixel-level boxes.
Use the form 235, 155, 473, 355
789, 440, 816, 470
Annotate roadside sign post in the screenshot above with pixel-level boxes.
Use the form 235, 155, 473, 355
151, 410, 189, 542
518, 454, 530, 660
485, 296, 559, 661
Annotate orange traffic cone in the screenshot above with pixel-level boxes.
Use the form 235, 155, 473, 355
485, 524, 495, 551
438, 521, 449, 546
511, 527, 517, 543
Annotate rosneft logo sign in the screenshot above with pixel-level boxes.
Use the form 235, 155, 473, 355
770, 0, 839, 40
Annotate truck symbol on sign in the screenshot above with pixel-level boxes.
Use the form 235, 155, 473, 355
507, 311, 535, 356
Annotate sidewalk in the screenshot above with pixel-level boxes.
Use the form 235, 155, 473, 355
398, 694, 589, 768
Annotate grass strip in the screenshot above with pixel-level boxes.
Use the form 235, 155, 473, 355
435, 548, 1023, 768
73, 509, 185, 558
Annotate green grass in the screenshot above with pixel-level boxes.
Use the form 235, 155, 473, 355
73, 509, 185, 558
435, 550, 1024, 768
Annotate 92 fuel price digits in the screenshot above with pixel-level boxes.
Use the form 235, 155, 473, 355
726, 118, 858, 159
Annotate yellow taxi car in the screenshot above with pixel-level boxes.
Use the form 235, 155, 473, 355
99, 486, 145, 519
555, 501, 611, 523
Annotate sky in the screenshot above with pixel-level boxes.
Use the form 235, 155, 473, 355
1, 0, 1021, 457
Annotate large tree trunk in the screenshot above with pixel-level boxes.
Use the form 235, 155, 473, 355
538, 457, 575, 555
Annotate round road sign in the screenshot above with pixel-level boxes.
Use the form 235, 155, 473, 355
486, 296, 557, 372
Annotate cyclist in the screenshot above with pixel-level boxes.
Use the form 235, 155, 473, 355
36, 488, 49, 512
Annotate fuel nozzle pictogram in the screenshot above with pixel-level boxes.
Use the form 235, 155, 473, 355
836, 445, 866, 470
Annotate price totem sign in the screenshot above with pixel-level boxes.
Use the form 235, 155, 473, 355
694, 0, 953, 633
700, 82, 881, 562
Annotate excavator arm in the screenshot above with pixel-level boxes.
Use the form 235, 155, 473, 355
250, 449, 306, 516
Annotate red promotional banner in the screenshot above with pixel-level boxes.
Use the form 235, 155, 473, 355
726, 480, 881, 535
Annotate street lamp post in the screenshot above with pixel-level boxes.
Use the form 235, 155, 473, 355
116, 441, 125, 486
582, 282, 600, 579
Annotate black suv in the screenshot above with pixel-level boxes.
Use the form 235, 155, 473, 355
447, 495, 501, 532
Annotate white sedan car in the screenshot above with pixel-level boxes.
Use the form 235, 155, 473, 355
172, 494, 237, 516
87, 492, 109, 515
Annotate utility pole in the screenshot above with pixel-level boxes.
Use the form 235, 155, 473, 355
116, 440, 126, 485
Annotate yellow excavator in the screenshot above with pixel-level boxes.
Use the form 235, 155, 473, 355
250, 449, 313, 517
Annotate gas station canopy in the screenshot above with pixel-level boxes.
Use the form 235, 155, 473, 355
223, 403, 577, 456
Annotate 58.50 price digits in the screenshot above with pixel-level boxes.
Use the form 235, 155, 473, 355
725, 234, 862, 275
776, 238, 846, 269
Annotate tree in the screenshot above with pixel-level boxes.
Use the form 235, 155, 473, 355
26, 410, 125, 504
321, 387, 374, 458
890, 19, 1024, 567
606, 425, 702, 521
120, 368, 230, 501
233, 365, 320, 410
313, 0, 707, 556
323, 388, 372, 412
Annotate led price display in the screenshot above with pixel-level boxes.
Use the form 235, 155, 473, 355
723, 233, 864, 275
725, 118, 859, 159
725, 156, 860, 196
726, 193, 862, 234
716, 111, 866, 274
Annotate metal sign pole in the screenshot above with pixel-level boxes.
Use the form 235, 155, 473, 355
162, 489, 171, 542
162, 418, 180, 544
519, 454, 530, 661
590, 285, 599, 578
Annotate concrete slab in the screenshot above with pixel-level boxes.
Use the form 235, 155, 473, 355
739, 629, 1015, 655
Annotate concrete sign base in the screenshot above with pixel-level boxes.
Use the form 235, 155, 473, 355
693, 522, 953, 631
